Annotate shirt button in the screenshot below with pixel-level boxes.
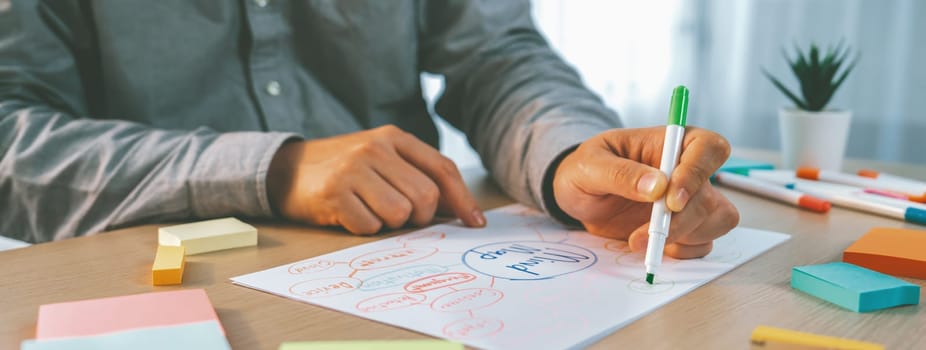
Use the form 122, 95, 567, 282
254, 0, 268, 7
265, 81, 281, 96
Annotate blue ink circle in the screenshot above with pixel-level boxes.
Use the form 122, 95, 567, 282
462, 241, 598, 281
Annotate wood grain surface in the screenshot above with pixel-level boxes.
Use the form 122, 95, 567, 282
1, 150, 923, 349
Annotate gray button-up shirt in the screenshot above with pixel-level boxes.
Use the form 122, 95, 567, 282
0, 0, 621, 243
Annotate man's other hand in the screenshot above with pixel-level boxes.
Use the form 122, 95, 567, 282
267, 125, 485, 234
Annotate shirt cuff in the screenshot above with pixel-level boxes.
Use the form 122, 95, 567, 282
528, 122, 615, 224
541, 144, 583, 226
189, 131, 301, 219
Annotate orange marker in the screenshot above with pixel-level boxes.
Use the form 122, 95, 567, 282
797, 167, 926, 203
715, 172, 830, 212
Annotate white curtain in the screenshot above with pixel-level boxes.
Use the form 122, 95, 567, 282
433, 0, 925, 167
529, 0, 925, 163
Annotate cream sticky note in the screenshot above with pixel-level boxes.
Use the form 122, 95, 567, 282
37, 289, 222, 339
279, 340, 463, 350
158, 217, 257, 255
22, 320, 230, 350
152, 245, 185, 285
843, 227, 926, 279
750, 325, 884, 349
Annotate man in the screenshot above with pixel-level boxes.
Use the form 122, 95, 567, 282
0, 1, 737, 259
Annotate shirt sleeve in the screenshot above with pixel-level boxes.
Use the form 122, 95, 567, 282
418, 0, 622, 213
0, 1, 298, 242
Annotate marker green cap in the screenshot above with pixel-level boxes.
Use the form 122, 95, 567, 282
668, 85, 688, 126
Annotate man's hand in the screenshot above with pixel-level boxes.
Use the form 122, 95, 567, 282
552, 126, 739, 258
267, 125, 485, 234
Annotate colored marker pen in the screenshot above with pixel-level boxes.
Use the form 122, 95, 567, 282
797, 167, 926, 203
785, 182, 926, 225
645, 86, 688, 285
714, 172, 830, 213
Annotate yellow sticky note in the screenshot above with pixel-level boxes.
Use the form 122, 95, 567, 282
152, 245, 185, 285
750, 326, 884, 350
159, 217, 257, 255
278, 340, 463, 350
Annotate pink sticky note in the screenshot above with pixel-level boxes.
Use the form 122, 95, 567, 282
37, 289, 222, 339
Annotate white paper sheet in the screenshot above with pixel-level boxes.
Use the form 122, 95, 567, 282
0, 235, 30, 251
232, 204, 789, 350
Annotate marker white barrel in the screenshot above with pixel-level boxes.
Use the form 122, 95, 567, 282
797, 167, 926, 203
714, 172, 830, 213
644, 85, 689, 284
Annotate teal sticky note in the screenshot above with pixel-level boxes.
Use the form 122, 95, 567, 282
791, 262, 920, 312
717, 157, 774, 176
21, 321, 230, 350
279, 340, 464, 350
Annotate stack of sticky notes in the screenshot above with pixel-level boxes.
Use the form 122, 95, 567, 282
151, 217, 258, 286
843, 227, 926, 279
279, 340, 464, 350
159, 217, 257, 255
152, 245, 185, 285
21, 289, 230, 349
791, 227, 925, 313
750, 326, 884, 350
791, 262, 919, 312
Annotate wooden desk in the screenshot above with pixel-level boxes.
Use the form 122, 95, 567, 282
2, 151, 924, 349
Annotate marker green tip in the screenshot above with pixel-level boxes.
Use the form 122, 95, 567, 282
645, 273, 654, 285
668, 85, 689, 126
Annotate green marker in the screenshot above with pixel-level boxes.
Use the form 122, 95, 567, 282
644, 86, 689, 284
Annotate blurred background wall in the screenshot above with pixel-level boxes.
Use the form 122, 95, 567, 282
429, 0, 925, 169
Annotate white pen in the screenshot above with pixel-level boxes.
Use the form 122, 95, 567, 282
645, 86, 688, 285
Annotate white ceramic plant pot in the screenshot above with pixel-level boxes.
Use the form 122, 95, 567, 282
778, 108, 851, 171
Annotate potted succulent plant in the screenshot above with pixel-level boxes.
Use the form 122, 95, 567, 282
763, 42, 858, 171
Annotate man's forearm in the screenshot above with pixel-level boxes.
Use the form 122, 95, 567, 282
0, 100, 297, 242
421, 0, 622, 212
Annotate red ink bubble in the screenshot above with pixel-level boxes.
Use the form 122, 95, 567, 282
355, 292, 427, 313
443, 317, 504, 339
404, 272, 477, 293
288, 277, 361, 299
349, 247, 439, 271
430, 288, 504, 313
287, 260, 335, 274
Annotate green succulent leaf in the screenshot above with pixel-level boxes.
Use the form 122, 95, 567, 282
765, 41, 857, 112
821, 54, 859, 108
762, 68, 809, 110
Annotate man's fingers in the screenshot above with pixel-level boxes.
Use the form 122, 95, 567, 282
353, 169, 413, 229
373, 156, 441, 227
627, 228, 650, 252
389, 128, 484, 227
337, 194, 383, 235
671, 186, 740, 247
666, 128, 731, 211
572, 151, 668, 202
664, 242, 714, 259
627, 226, 716, 259
625, 184, 737, 258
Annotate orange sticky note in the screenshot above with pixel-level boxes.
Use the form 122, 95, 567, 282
152, 245, 185, 285
37, 289, 222, 340
843, 227, 926, 279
